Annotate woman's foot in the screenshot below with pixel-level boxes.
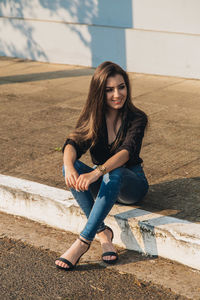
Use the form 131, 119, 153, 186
55, 237, 90, 270
97, 227, 118, 263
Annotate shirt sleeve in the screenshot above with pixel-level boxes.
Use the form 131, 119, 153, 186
115, 119, 147, 159
62, 138, 91, 159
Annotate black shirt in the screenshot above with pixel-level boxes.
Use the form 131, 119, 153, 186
62, 112, 147, 167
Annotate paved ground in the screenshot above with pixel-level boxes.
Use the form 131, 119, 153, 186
0, 57, 200, 299
0, 57, 199, 223
1, 238, 185, 300
2, 211, 199, 300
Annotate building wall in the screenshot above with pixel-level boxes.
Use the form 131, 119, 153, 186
0, 0, 200, 78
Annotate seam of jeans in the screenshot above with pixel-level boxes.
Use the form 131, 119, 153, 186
80, 233, 93, 242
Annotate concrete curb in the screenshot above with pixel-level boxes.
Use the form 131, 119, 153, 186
1, 174, 200, 270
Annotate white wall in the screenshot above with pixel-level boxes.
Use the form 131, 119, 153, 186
0, 0, 133, 28
0, 0, 200, 79
132, 0, 200, 35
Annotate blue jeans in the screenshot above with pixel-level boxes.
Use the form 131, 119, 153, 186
63, 160, 149, 241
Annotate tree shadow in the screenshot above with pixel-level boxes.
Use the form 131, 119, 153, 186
0, 1, 48, 61
0, 0, 133, 69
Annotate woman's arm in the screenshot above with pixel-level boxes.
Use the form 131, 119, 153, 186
100, 149, 129, 173
75, 149, 129, 191
63, 144, 79, 189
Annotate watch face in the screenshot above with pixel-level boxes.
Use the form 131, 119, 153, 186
97, 165, 106, 174
101, 165, 106, 174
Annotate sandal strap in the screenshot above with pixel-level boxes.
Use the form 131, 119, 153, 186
79, 237, 91, 246
56, 257, 74, 268
102, 251, 118, 258
97, 226, 114, 242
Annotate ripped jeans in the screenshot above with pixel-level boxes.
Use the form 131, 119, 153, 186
63, 160, 149, 241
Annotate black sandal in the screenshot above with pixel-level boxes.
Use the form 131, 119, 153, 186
102, 251, 118, 265
55, 237, 91, 271
98, 226, 118, 264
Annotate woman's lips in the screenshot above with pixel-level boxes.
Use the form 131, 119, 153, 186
112, 101, 122, 105
112, 99, 121, 103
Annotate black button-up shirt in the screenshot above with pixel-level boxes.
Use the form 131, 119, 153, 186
62, 112, 147, 167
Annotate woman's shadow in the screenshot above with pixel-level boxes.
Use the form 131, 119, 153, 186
142, 176, 200, 222
113, 177, 200, 265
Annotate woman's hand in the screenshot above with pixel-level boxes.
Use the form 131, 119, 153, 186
75, 169, 102, 191
64, 166, 79, 190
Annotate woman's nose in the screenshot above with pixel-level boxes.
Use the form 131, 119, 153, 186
114, 88, 120, 97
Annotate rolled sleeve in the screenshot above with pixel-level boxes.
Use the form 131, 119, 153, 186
62, 138, 91, 159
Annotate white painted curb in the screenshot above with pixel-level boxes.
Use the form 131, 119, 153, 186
1, 174, 200, 270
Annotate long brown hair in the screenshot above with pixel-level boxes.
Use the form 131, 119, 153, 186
69, 61, 148, 148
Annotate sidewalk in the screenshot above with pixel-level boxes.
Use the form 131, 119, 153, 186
0, 57, 200, 269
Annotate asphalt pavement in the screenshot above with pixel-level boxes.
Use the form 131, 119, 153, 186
0, 211, 194, 300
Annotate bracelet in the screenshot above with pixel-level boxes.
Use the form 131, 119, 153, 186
96, 165, 107, 175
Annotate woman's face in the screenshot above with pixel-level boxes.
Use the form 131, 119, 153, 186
105, 74, 127, 112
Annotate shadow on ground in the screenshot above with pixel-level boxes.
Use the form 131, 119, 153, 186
140, 177, 200, 223
0, 68, 95, 84
111, 177, 200, 260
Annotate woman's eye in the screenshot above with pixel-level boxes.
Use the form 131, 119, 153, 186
106, 88, 113, 93
106, 85, 125, 93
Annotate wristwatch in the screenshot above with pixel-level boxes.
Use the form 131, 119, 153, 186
96, 165, 107, 175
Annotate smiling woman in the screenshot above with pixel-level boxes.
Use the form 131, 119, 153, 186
55, 61, 149, 271
106, 74, 127, 111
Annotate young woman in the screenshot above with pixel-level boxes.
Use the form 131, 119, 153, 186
55, 61, 149, 270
